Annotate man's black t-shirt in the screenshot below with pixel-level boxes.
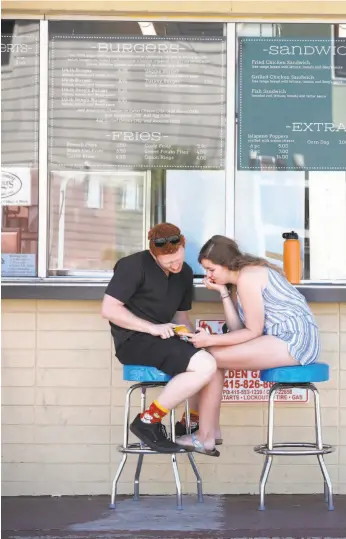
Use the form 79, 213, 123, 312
105, 250, 193, 350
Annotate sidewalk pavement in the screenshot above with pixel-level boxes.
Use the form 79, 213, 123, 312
2, 494, 346, 539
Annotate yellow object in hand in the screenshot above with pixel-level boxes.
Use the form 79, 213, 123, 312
173, 325, 189, 335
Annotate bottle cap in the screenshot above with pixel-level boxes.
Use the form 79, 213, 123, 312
282, 231, 299, 240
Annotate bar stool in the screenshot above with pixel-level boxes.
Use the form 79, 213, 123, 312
110, 365, 203, 510
254, 363, 335, 511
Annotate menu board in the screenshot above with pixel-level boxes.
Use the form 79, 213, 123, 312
1, 23, 39, 167
49, 36, 226, 170
238, 38, 346, 171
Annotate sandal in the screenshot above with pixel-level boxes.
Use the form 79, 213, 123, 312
175, 422, 223, 446
176, 433, 220, 457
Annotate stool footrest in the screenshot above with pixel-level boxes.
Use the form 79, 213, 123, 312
117, 443, 189, 455
254, 442, 335, 456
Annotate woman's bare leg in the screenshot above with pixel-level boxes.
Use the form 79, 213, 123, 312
198, 368, 225, 443
196, 336, 297, 450
209, 335, 297, 370
187, 394, 199, 414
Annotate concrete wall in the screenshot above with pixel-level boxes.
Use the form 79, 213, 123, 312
2, 299, 346, 496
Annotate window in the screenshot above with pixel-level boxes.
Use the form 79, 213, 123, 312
1, 20, 39, 277
47, 21, 226, 276
235, 23, 346, 281
1, 19, 345, 284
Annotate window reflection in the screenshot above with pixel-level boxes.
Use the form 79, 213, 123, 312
1, 20, 39, 277
48, 171, 146, 274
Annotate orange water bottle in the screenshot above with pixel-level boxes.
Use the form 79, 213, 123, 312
282, 231, 301, 284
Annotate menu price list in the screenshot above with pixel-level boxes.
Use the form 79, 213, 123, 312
238, 38, 346, 171
49, 36, 226, 169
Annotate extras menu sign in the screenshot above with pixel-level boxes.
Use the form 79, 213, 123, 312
49, 36, 226, 170
238, 38, 346, 171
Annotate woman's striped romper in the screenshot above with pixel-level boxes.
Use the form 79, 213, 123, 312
237, 268, 321, 366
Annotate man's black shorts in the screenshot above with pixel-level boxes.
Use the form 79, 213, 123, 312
115, 333, 198, 377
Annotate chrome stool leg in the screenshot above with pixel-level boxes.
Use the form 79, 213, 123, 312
133, 454, 144, 502
258, 456, 273, 511
258, 384, 277, 511
110, 384, 136, 509
170, 407, 183, 510
187, 453, 204, 503
133, 387, 147, 501
184, 399, 190, 433
184, 400, 203, 503
110, 454, 128, 509
318, 454, 334, 510
311, 384, 334, 511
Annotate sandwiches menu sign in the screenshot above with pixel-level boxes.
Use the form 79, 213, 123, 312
238, 38, 346, 171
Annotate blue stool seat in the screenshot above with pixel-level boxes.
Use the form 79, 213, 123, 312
260, 362, 329, 384
123, 365, 171, 383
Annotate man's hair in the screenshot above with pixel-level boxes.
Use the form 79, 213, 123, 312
148, 222, 185, 256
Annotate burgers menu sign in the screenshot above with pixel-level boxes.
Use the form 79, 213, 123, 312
49, 36, 226, 170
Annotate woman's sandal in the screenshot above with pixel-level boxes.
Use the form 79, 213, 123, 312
191, 433, 220, 457
176, 433, 220, 457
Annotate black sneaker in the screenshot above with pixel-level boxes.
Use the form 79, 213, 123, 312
130, 414, 187, 453
175, 420, 199, 438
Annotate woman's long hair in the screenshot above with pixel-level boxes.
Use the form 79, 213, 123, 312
198, 235, 283, 276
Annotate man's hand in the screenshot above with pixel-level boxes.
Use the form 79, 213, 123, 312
149, 323, 176, 339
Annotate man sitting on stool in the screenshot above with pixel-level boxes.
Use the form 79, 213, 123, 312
101, 223, 217, 454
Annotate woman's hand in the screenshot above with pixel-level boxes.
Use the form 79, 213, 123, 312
186, 327, 213, 349
203, 277, 228, 295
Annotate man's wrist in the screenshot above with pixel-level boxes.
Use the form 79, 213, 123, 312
143, 321, 155, 334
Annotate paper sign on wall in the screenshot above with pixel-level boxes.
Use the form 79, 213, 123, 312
196, 320, 308, 403
1, 168, 31, 206
1, 253, 36, 277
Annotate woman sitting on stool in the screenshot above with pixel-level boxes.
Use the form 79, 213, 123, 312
177, 235, 320, 455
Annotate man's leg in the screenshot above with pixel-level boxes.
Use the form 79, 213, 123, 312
130, 349, 216, 452
155, 350, 216, 409
176, 395, 199, 437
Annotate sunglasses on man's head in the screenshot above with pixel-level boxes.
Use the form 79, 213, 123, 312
152, 234, 181, 247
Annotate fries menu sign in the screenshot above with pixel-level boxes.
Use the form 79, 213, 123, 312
196, 320, 309, 403
49, 35, 226, 170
